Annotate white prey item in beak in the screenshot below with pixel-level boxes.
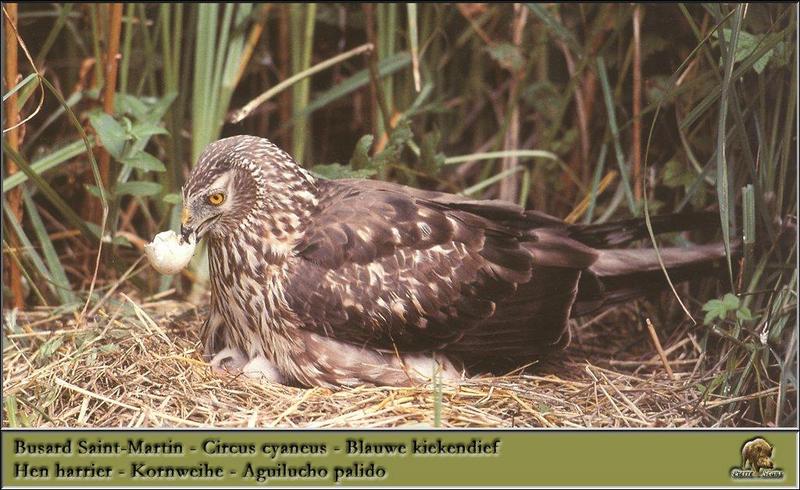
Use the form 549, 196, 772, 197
144, 230, 197, 275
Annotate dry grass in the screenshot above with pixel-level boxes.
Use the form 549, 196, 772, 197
2, 293, 788, 428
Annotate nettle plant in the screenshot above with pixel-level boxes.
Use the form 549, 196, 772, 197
702, 293, 754, 327
86, 92, 177, 245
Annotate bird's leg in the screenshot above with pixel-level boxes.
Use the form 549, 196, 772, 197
241, 355, 284, 383
209, 347, 247, 373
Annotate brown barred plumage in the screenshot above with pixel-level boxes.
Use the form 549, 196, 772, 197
181, 135, 729, 387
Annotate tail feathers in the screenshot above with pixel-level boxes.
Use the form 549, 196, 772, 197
590, 243, 727, 276
566, 211, 719, 248
573, 243, 729, 316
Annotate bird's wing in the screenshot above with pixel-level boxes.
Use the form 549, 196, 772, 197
287, 179, 597, 352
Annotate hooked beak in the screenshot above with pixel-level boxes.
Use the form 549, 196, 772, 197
180, 224, 194, 243
180, 207, 195, 243
180, 206, 219, 243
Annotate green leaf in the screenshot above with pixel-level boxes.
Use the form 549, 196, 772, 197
348, 134, 374, 170
662, 159, 694, 188
525, 3, 582, 56
715, 28, 774, 74
116, 181, 162, 197
702, 298, 722, 312
701, 293, 752, 325
486, 43, 525, 72
373, 118, 413, 169
115, 93, 151, 120
84, 185, 105, 199
419, 130, 445, 174
702, 298, 726, 325
311, 163, 377, 180
120, 116, 134, 135
705, 373, 726, 398
145, 92, 178, 122
736, 306, 753, 322
38, 337, 64, 359
121, 151, 167, 172
88, 112, 128, 160
131, 122, 169, 139
722, 293, 740, 310
769, 32, 792, 68
115, 92, 177, 124
162, 193, 182, 205
521, 81, 560, 121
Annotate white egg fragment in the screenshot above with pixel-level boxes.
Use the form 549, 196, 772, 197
144, 230, 197, 275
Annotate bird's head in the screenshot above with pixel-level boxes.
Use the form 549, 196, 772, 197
180, 136, 318, 248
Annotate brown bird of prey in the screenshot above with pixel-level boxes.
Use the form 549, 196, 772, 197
180, 135, 726, 387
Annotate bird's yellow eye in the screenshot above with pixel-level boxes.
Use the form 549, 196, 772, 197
208, 192, 225, 206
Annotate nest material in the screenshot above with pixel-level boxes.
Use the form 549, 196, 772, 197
1, 294, 786, 428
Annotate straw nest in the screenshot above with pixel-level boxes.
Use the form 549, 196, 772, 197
2, 291, 789, 428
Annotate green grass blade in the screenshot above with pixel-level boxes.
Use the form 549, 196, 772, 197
445, 149, 558, 165
22, 89, 85, 152
525, 3, 582, 56
4, 395, 19, 428
39, 76, 108, 210
519, 167, 531, 208
192, 3, 218, 161
292, 3, 317, 163
715, 5, 744, 289
741, 184, 756, 286
210, 4, 234, 128
776, 35, 798, 218
232, 43, 377, 124
3, 139, 93, 193
21, 188, 76, 304
597, 56, 637, 215
2, 142, 94, 242
3, 202, 53, 304
35, 4, 74, 65
118, 3, 136, 94
287, 52, 411, 126
2, 73, 37, 102
585, 143, 608, 224
462, 166, 525, 196
679, 12, 789, 132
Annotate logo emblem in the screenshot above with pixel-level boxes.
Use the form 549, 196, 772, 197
730, 437, 784, 480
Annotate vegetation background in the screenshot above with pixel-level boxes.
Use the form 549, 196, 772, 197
2, 3, 797, 427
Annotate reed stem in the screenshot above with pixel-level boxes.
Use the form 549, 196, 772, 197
3, 2, 24, 308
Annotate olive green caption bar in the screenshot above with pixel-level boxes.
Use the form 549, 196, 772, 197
2, 430, 796, 486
